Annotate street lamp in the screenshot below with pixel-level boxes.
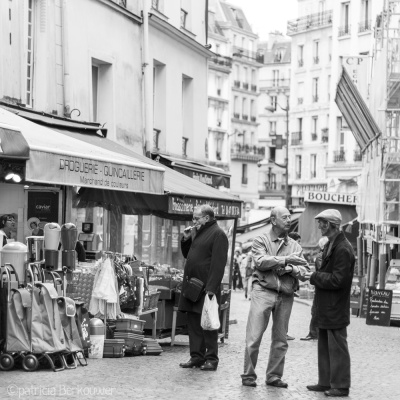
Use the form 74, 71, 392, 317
265, 96, 290, 209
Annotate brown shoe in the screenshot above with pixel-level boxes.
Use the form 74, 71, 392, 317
307, 384, 331, 392
324, 388, 349, 397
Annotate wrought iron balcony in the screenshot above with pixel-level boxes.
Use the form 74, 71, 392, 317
233, 112, 240, 119
242, 114, 248, 121
231, 143, 265, 162
334, 150, 346, 162
312, 95, 319, 103
251, 84, 257, 92
321, 128, 329, 143
234, 80, 241, 88
210, 55, 232, 68
232, 46, 264, 63
291, 131, 302, 146
338, 24, 351, 37
263, 79, 291, 89
358, 20, 371, 33
242, 82, 249, 90
298, 59, 304, 67
311, 133, 318, 141
287, 10, 333, 35
313, 56, 319, 65
251, 116, 257, 122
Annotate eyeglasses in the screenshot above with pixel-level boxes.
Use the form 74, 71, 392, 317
192, 215, 205, 221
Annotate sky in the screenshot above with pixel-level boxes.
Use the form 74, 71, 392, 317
226, 0, 299, 41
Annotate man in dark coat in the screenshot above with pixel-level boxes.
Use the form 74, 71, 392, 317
305, 209, 355, 398
178, 204, 229, 371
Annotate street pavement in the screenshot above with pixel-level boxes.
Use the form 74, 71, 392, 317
0, 290, 399, 400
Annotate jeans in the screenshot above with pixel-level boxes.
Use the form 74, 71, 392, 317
242, 283, 294, 383
318, 327, 351, 389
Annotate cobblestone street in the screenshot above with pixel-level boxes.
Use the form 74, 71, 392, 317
0, 290, 399, 400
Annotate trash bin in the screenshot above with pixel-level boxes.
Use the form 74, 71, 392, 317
89, 318, 105, 359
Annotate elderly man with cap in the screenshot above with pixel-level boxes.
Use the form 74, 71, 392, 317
304, 209, 355, 398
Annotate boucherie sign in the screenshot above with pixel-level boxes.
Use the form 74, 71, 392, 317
304, 191, 358, 205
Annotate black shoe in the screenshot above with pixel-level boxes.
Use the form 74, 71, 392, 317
324, 388, 349, 397
266, 379, 288, 388
242, 379, 257, 387
179, 360, 204, 368
301, 334, 317, 341
286, 334, 295, 340
307, 384, 331, 392
200, 361, 217, 371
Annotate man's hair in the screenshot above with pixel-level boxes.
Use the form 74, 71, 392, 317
195, 204, 215, 219
270, 206, 289, 224
288, 232, 301, 241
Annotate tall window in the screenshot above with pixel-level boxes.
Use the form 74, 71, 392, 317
313, 41, 319, 64
242, 98, 247, 118
340, 2, 350, 35
26, 0, 34, 106
234, 96, 239, 115
295, 155, 302, 179
270, 95, 277, 111
312, 78, 319, 102
235, 65, 240, 81
310, 154, 317, 178
243, 67, 248, 83
92, 65, 99, 121
298, 45, 304, 67
269, 121, 276, 136
312, 116, 318, 139
152, 0, 159, 9
180, 9, 188, 28
272, 70, 279, 86
242, 164, 248, 184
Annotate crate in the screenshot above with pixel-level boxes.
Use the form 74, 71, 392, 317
103, 339, 125, 358
115, 318, 146, 331
143, 291, 160, 310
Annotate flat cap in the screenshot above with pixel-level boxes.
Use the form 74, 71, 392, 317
314, 209, 342, 225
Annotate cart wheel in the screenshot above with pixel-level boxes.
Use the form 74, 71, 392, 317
22, 354, 39, 372
0, 354, 15, 371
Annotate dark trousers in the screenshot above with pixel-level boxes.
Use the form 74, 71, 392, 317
309, 299, 318, 338
318, 327, 351, 389
186, 311, 219, 366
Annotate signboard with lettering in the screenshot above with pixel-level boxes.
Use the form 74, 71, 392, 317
293, 184, 327, 197
342, 55, 370, 101
168, 196, 241, 218
174, 166, 230, 189
366, 288, 393, 326
27, 191, 60, 233
304, 191, 358, 205
26, 150, 164, 194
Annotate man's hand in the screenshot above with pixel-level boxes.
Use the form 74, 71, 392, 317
182, 226, 193, 240
277, 265, 294, 276
303, 271, 313, 281
285, 251, 308, 266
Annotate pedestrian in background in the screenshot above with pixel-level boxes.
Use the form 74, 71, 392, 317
241, 206, 309, 389
178, 204, 229, 372
232, 250, 243, 291
305, 209, 355, 397
300, 236, 329, 341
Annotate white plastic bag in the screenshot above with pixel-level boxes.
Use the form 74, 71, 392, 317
201, 294, 220, 331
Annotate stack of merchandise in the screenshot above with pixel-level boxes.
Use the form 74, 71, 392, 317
114, 319, 146, 356
143, 339, 163, 356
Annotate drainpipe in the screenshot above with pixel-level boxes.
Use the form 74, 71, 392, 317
142, 0, 152, 157
61, 0, 71, 116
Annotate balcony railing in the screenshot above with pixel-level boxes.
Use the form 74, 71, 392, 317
242, 114, 248, 121
153, 128, 161, 150
234, 80, 241, 88
242, 82, 249, 90
231, 143, 265, 162
210, 55, 233, 68
251, 84, 257, 92
312, 95, 319, 103
232, 45, 264, 63
338, 24, 351, 37
321, 128, 329, 143
313, 56, 319, 65
251, 116, 257, 122
233, 112, 240, 119
334, 150, 346, 162
291, 131, 302, 146
287, 10, 333, 35
298, 98, 303, 105
264, 78, 291, 88
311, 133, 318, 141
298, 59, 304, 67
358, 20, 372, 33
354, 150, 362, 162
295, 172, 302, 179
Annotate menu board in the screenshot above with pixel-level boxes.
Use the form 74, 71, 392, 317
366, 289, 393, 326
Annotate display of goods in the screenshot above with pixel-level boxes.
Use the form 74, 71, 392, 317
69, 273, 95, 308
103, 339, 125, 358
115, 319, 145, 331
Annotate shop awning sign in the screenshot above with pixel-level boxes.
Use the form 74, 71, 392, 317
168, 196, 241, 218
304, 191, 358, 205
26, 150, 164, 194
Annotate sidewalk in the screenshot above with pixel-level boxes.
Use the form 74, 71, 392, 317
0, 290, 399, 399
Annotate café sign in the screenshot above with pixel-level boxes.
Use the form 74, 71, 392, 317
168, 196, 241, 218
304, 191, 358, 205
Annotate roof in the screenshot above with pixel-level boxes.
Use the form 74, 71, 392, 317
220, 2, 253, 32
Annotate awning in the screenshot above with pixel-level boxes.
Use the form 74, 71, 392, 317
0, 107, 164, 194
0, 123, 29, 159
335, 68, 381, 151
56, 130, 242, 220
152, 153, 231, 189
298, 202, 358, 248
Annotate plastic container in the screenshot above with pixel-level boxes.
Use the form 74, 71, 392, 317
61, 223, 78, 250
89, 318, 105, 359
115, 319, 146, 331
103, 339, 125, 358
26, 236, 44, 262
44, 223, 61, 250
0, 242, 28, 282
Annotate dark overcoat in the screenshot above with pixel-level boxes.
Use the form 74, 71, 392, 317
178, 219, 229, 314
310, 231, 355, 330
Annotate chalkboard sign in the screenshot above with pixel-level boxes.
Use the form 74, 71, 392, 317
366, 288, 393, 326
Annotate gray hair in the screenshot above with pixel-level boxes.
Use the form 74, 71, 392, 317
195, 204, 215, 219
